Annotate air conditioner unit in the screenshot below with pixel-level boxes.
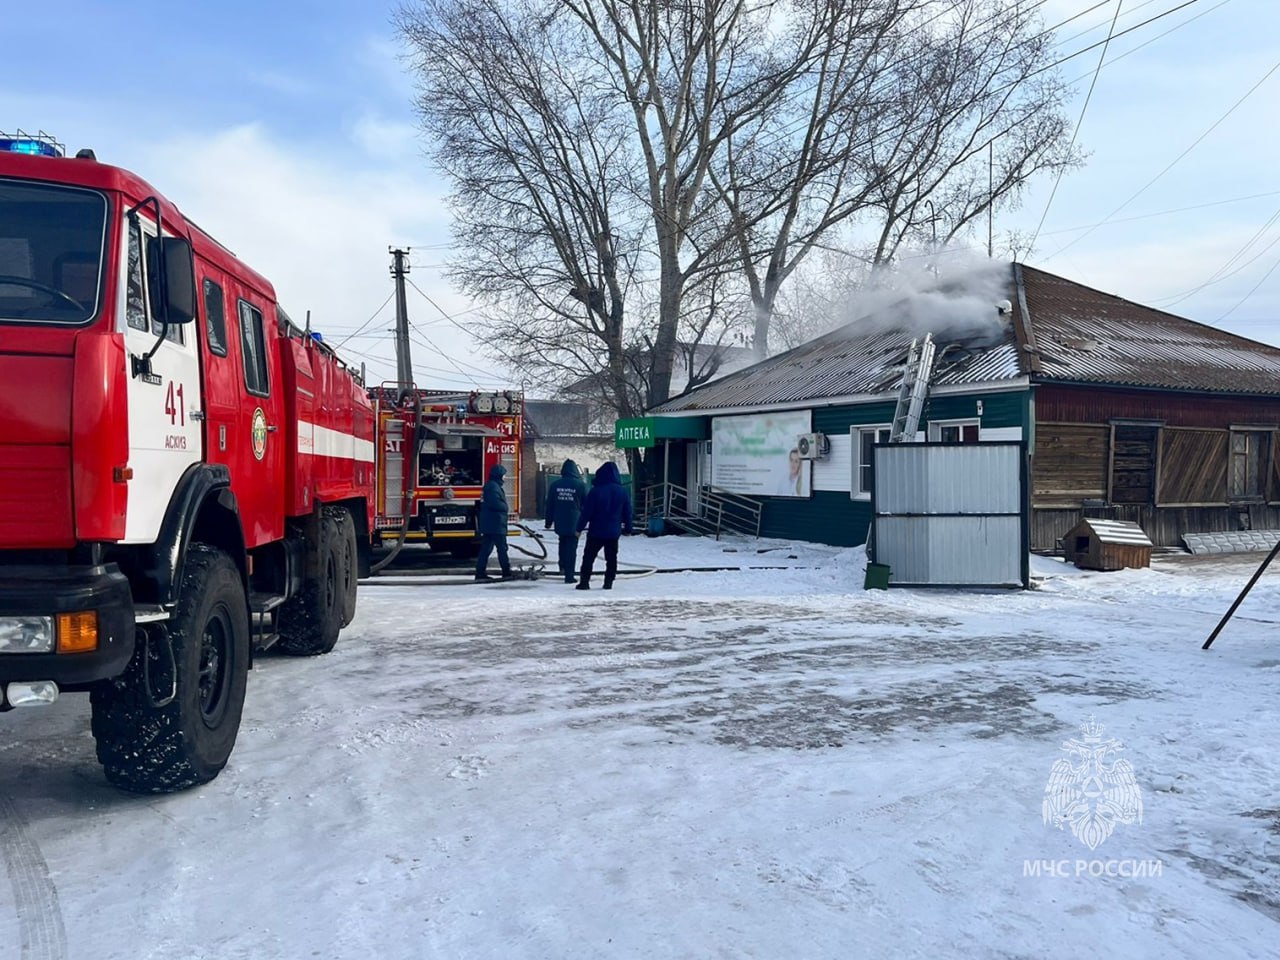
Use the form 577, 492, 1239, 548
796, 432, 828, 459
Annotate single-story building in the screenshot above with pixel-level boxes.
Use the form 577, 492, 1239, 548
642, 263, 1280, 550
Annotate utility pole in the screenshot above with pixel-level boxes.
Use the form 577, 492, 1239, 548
390, 247, 413, 386
925, 199, 938, 277
987, 142, 994, 259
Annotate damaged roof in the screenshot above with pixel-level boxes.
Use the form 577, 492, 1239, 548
652, 263, 1280, 414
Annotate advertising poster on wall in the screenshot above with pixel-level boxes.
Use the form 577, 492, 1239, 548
711, 411, 813, 498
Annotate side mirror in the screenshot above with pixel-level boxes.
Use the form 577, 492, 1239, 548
160, 237, 196, 324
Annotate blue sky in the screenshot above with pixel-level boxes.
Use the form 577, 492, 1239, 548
4, 0, 1279, 388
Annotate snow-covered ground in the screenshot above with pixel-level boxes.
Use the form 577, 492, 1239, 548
3, 533, 1279, 959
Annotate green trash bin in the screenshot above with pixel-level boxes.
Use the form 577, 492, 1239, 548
864, 562, 891, 590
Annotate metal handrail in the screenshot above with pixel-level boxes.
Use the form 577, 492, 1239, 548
639, 481, 762, 540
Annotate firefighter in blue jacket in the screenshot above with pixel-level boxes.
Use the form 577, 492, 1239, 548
544, 459, 587, 583
475, 464, 513, 581
575, 461, 633, 590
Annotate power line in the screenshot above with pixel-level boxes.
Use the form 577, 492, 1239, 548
1154, 204, 1280, 305
398, 281, 486, 386
1053, 0, 1163, 50
335, 291, 395, 349
1216, 249, 1280, 322
1040, 189, 1280, 236
754, 0, 1205, 165
1062, 0, 1234, 88
1030, 0, 1126, 249
1024, 0, 1204, 82
1046, 54, 1280, 260
403, 276, 510, 376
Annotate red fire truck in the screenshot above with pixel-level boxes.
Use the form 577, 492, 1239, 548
0, 134, 375, 792
371, 387, 523, 554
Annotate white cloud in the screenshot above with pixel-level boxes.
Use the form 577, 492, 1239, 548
138, 124, 511, 388
350, 111, 423, 159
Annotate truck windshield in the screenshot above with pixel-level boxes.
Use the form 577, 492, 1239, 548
0, 178, 107, 325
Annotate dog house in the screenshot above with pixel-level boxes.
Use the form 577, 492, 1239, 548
1062, 518, 1153, 571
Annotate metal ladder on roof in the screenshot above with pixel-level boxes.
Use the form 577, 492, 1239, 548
889, 333, 936, 443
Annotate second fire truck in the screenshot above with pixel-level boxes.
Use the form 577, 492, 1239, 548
371, 388, 524, 555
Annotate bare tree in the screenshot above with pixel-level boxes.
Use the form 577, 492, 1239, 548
400, 0, 1080, 416
552, 0, 853, 403
400, 0, 789, 416
712, 0, 1079, 358
865, 1, 1080, 263
398, 0, 645, 420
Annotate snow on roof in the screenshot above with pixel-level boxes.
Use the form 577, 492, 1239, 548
1071, 518, 1153, 547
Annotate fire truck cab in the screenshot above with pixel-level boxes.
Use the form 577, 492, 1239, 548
0, 134, 374, 792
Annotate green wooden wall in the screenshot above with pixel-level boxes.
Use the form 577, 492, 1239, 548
757, 389, 1029, 546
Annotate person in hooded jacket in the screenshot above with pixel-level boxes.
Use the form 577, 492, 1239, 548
544, 459, 587, 583
475, 463, 513, 581
575, 461, 633, 590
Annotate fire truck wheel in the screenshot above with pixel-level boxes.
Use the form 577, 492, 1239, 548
277, 513, 343, 656
330, 506, 359, 628
90, 544, 250, 794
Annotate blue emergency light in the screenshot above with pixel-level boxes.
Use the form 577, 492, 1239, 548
0, 130, 64, 158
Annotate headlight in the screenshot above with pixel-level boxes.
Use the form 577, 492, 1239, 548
0, 616, 54, 653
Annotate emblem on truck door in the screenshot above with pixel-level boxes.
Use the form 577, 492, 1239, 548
251, 408, 268, 461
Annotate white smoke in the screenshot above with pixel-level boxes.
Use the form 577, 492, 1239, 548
839, 248, 1012, 341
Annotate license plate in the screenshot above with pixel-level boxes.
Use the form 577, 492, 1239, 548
435, 515, 468, 525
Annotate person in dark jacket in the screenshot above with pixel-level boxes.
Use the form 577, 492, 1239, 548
545, 459, 587, 583
475, 463, 512, 581
575, 461, 633, 590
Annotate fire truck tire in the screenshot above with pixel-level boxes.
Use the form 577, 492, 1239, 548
277, 513, 343, 656
331, 506, 359, 628
89, 544, 250, 794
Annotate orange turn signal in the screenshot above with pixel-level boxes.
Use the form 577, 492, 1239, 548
56, 612, 99, 653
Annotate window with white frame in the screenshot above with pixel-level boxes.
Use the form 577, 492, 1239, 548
852, 425, 891, 497
929, 419, 980, 443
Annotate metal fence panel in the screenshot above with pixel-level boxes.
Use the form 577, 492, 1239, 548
875, 516, 1024, 586
872, 442, 1027, 588
875, 443, 1022, 514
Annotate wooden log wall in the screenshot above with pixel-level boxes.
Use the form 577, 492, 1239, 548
1159, 428, 1227, 504
1032, 423, 1108, 506
1032, 503, 1280, 551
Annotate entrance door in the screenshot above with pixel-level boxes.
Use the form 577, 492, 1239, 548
686, 440, 709, 513
230, 295, 285, 546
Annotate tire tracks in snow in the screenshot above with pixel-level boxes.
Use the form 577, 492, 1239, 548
0, 795, 68, 960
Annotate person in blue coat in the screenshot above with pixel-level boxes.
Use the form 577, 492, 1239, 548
545, 459, 587, 583
575, 461, 633, 590
475, 463, 513, 581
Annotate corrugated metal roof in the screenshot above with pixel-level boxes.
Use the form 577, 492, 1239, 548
653, 263, 1280, 415
1024, 266, 1280, 395
653, 268, 1028, 413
